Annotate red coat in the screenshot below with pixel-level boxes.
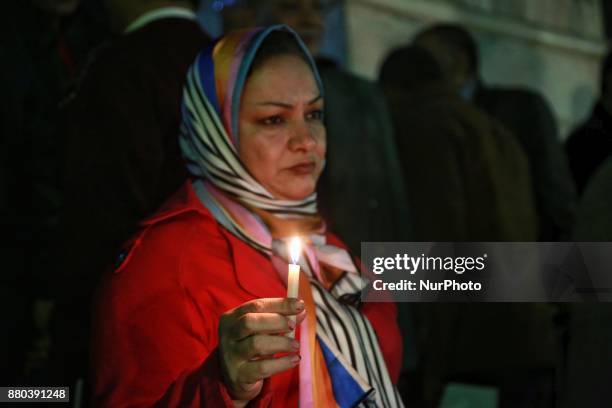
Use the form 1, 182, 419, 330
91, 182, 403, 407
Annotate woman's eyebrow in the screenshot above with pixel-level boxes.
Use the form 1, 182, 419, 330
254, 95, 323, 108
255, 101, 293, 108
308, 95, 323, 105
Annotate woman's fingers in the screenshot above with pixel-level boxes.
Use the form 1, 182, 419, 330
234, 297, 304, 317
237, 354, 301, 385
232, 312, 295, 339
235, 334, 300, 360
295, 309, 307, 325
218, 297, 305, 402
223, 298, 305, 340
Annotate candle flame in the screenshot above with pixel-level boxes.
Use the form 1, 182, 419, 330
288, 237, 301, 264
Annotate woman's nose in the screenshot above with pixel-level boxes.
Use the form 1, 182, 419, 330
288, 121, 317, 151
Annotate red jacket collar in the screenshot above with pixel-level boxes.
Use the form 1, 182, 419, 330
141, 181, 283, 298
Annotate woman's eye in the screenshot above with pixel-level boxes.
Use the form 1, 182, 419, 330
306, 110, 324, 121
261, 116, 284, 126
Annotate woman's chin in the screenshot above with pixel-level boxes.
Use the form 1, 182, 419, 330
272, 183, 317, 201
282, 190, 315, 201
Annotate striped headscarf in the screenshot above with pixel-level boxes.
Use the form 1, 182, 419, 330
180, 25, 319, 218
180, 25, 403, 407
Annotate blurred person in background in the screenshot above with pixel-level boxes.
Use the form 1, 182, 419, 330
565, 49, 612, 195
0, 0, 107, 384
379, 45, 554, 408
415, 23, 576, 242
573, 157, 612, 240
562, 156, 612, 407
222, 0, 413, 254
60, 0, 210, 395
379, 45, 537, 242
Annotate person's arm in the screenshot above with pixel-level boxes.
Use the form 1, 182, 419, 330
93, 285, 297, 407
92, 224, 300, 407
91, 245, 236, 407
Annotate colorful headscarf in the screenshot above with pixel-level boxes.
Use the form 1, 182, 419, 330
180, 25, 403, 407
180, 25, 320, 218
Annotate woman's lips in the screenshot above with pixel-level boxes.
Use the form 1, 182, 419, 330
287, 162, 316, 175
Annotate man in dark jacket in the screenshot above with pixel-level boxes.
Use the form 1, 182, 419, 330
561, 157, 612, 407
565, 50, 612, 194
415, 23, 576, 241
380, 45, 554, 408
63, 0, 209, 297
60, 0, 210, 390
379, 46, 537, 242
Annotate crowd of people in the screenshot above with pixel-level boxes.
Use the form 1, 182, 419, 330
1, 0, 611, 407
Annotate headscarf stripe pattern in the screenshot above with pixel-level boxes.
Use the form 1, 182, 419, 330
194, 181, 271, 254
313, 281, 400, 407
181, 25, 403, 407
183, 67, 272, 198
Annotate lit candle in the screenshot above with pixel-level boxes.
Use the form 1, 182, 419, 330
287, 237, 301, 337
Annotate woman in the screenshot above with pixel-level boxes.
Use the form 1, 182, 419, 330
92, 26, 403, 407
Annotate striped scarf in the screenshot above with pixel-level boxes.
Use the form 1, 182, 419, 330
180, 25, 403, 407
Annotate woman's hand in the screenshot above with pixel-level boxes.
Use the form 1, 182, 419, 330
218, 298, 305, 406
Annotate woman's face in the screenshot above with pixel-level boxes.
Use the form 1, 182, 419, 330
238, 54, 326, 201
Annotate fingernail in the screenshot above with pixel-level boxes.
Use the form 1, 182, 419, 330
295, 299, 305, 311
287, 318, 296, 330
291, 340, 300, 351
290, 354, 301, 364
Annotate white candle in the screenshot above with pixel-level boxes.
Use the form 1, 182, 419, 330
287, 237, 301, 337
287, 263, 300, 299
